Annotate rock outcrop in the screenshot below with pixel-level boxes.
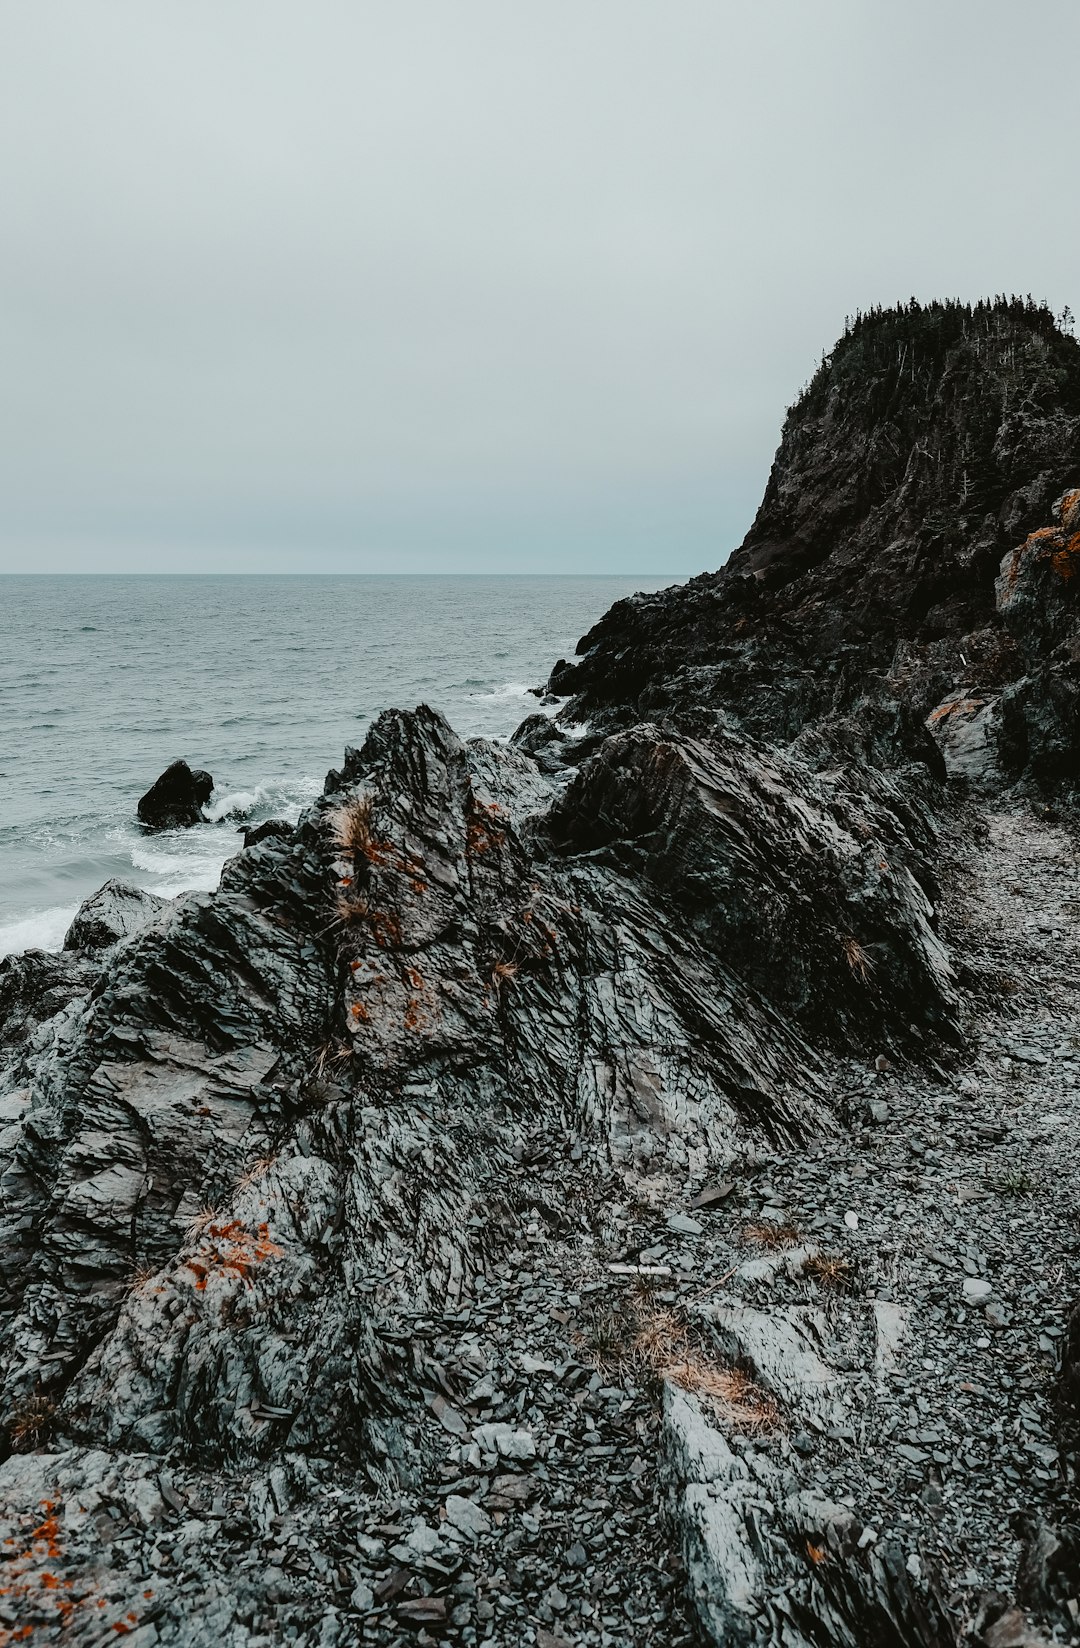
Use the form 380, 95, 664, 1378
137, 759, 215, 828
62, 878, 169, 952
548, 299, 1080, 771
996, 487, 1080, 787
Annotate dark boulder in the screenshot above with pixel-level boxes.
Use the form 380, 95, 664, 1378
241, 817, 294, 849
137, 759, 214, 828
62, 879, 168, 952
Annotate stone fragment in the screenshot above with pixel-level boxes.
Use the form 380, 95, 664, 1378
472, 1422, 536, 1460
666, 1212, 704, 1236
444, 1494, 491, 1540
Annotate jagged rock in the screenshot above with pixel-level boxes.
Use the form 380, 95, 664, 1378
63, 879, 169, 952
664, 1386, 955, 1647
926, 693, 1003, 784
241, 817, 294, 849
8, 300, 1080, 1645
1, 709, 839, 1474
546, 301, 1080, 750
0, 947, 100, 1090
547, 721, 957, 1049
995, 488, 1080, 787
137, 759, 214, 828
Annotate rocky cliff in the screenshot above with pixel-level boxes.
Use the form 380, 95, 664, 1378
2, 300, 1079, 1648
549, 299, 1080, 784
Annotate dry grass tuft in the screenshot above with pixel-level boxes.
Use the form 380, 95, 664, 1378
802, 1252, 856, 1290
314, 1039, 354, 1078
491, 959, 519, 985
185, 1205, 219, 1241
236, 1155, 277, 1192
743, 1221, 801, 1250
8, 1393, 56, 1451
124, 1260, 160, 1296
577, 1292, 780, 1433
334, 890, 371, 926
841, 934, 875, 981
328, 793, 375, 854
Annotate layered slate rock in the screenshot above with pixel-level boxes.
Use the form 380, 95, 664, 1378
62, 878, 169, 952
0, 705, 961, 1643
6, 301, 1080, 1647
137, 758, 215, 828
547, 722, 956, 1051
996, 487, 1080, 786
548, 299, 1080, 756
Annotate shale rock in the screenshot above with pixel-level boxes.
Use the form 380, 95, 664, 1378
547, 300, 1080, 752
7, 299, 1080, 1647
137, 758, 215, 828
996, 488, 1080, 787
63, 878, 169, 952
547, 721, 957, 1050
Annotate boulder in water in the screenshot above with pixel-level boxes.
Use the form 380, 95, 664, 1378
62, 878, 168, 952
136, 759, 214, 828
241, 817, 294, 849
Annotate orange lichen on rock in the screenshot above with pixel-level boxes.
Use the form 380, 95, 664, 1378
183, 1220, 283, 1291
466, 809, 505, 856
1049, 530, 1080, 581
928, 697, 984, 724
0, 1500, 101, 1645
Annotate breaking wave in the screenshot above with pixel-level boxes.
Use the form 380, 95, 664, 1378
0, 903, 81, 959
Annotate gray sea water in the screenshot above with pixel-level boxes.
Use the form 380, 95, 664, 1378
0, 574, 682, 957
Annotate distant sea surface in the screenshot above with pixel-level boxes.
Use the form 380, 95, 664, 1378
0, 575, 682, 957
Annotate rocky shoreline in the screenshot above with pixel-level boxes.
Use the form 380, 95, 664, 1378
2, 299, 1079, 1647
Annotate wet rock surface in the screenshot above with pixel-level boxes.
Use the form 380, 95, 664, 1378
137, 760, 215, 829
62, 880, 169, 953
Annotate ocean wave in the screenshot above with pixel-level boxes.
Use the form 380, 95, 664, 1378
469, 680, 538, 701
205, 777, 321, 824
128, 841, 231, 878
0, 903, 80, 959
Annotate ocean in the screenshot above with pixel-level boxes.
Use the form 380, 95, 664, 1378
0, 574, 680, 958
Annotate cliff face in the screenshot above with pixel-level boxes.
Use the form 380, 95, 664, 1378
550, 299, 1080, 774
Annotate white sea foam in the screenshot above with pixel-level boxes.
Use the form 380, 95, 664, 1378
472, 680, 536, 701
205, 788, 264, 822
0, 903, 81, 959
205, 776, 321, 823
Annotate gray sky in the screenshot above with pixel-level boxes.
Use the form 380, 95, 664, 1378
1, 1, 1077, 574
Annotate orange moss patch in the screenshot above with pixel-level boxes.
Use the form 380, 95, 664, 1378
1049, 530, 1080, 581
0, 1500, 109, 1644
466, 815, 504, 856
928, 697, 983, 724
183, 1221, 283, 1291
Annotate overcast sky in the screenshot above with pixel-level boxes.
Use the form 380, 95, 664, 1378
1, 1, 1077, 574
